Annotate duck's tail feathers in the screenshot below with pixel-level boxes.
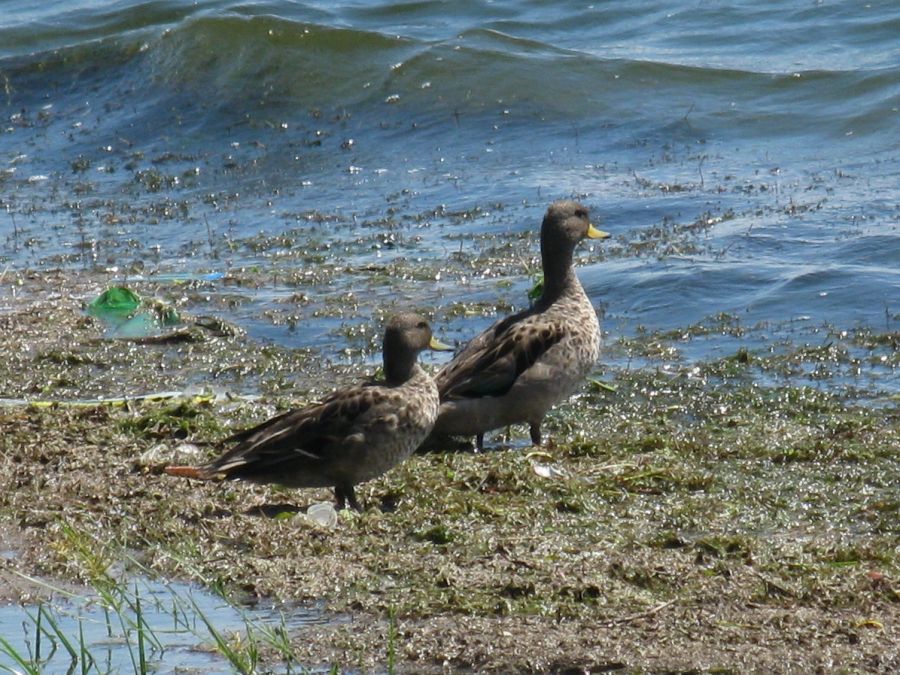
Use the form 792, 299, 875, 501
164, 465, 206, 479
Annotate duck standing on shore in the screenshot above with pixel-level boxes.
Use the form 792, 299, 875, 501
428, 201, 609, 451
166, 313, 450, 510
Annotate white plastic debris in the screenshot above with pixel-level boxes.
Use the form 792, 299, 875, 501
139, 443, 169, 463
531, 462, 569, 479
305, 502, 338, 528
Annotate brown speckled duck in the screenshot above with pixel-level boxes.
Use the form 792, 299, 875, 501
166, 313, 450, 511
428, 200, 609, 450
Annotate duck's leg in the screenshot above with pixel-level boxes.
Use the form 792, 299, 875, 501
529, 423, 542, 446
334, 484, 362, 512
334, 488, 346, 510
476, 433, 485, 452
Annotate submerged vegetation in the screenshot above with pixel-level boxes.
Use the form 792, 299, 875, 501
0, 551, 310, 674
0, 270, 897, 672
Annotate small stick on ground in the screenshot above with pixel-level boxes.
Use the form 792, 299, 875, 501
602, 599, 679, 626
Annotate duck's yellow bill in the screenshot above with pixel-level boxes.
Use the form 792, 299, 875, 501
429, 336, 454, 351
587, 223, 611, 239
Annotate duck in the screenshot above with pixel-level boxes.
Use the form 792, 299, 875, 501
428, 200, 609, 451
165, 313, 451, 511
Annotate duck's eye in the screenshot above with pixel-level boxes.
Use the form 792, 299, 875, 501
575, 208, 588, 219
417, 321, 428, 329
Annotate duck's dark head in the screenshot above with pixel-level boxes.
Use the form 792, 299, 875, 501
539, 200, 609, 297
382, 313, 450, 384
541, 200, 608, 253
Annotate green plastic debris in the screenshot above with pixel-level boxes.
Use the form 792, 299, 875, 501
87, 286, 141, 317
86, 287, 181, 338
150, 300, 181, 327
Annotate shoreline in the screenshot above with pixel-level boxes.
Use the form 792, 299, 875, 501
1, 269, 898, 672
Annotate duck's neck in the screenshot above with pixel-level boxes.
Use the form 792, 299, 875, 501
384, 351, 418, 386
539, 244, 577, 303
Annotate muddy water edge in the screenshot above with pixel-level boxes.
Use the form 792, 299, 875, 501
0, 266, 897, 673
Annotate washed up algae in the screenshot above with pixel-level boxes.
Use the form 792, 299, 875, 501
0, 271, 898, 673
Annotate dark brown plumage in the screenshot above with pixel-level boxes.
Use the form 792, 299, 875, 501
166, 313, 448, 510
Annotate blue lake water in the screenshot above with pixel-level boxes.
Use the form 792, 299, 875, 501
0, 0, 897, 389
0, 573, 322, 673
0, 3, 897, 669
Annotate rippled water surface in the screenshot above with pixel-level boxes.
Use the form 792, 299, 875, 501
1, 0, 897, 385
0, 573, 320, 673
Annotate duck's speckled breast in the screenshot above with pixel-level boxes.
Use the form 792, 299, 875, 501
353, 366, 440, 482
537, 283, 601, 385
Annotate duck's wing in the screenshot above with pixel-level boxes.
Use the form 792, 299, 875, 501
202, 384, 385, 476
437, 314, 566, 400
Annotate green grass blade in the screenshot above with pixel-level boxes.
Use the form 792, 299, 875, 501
0, 634, 41, 675
187, 595, 253, 674
250, 610, 296, 662
135, 584, 147, 675
31, 605, 77, 662
34, 602, 42, 663
78, 620, 93, 675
